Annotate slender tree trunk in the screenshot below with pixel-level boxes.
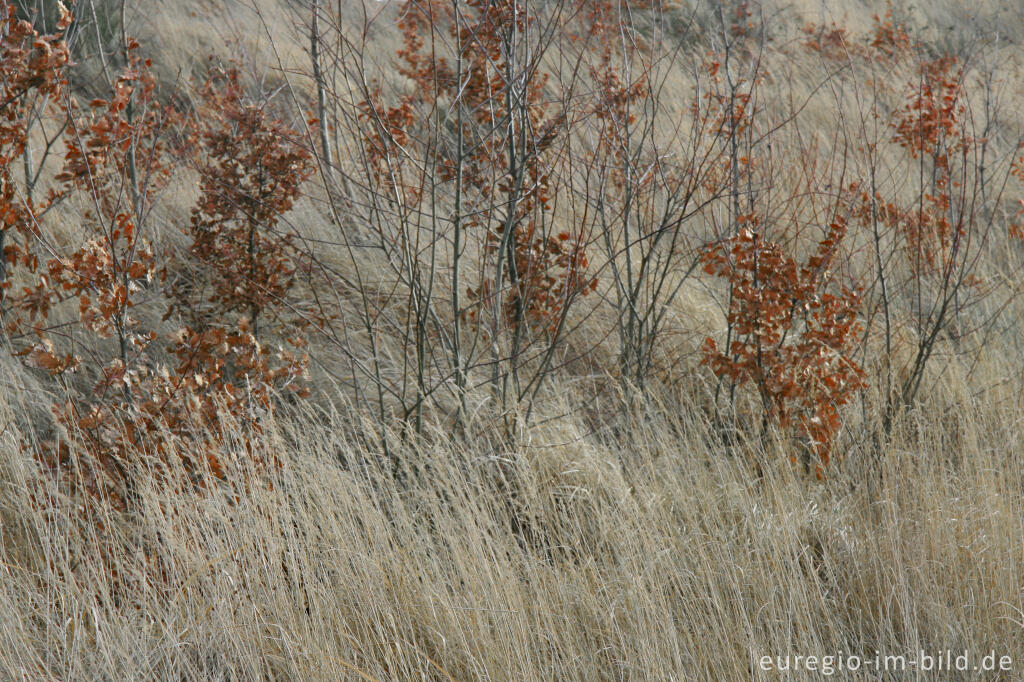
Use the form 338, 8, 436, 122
311, 0, 333, 187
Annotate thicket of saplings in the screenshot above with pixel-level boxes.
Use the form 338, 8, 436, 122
2, 0, 1024, 674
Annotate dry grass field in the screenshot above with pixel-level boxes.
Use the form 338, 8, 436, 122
3, 0, 1024, 679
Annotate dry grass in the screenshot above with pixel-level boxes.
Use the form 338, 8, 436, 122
2, 375, 1023, 680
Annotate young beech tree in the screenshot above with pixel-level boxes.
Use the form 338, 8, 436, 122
698, 7, 868, 471
5, 39, 183, 508
381, 0, 595, 337
1, 5, 317, 510
0, 2, 71, 306
701, 221, 866, 470
163, 62, 319, 444
352, 0, 599, 434
172, 65, 319, 342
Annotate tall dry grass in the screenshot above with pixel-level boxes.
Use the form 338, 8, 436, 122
2, 363, 1023, 679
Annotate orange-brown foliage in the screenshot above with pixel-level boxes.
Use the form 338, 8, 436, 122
175, 65, 317, 338
0, 1, 71, 304
869, 5, 913, 59
701, 220, 865, 469
362, 0, 597, 336
0, 5, 316, 511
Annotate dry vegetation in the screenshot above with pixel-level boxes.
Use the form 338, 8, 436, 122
3, 0, 1024, 679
